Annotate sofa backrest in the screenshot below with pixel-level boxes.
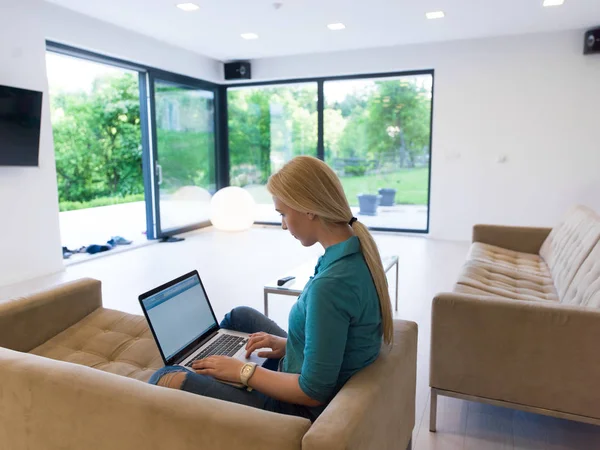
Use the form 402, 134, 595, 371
302, 320, 417, 450
561, 241, 600, 308
0, 346, 311, 450
0, 278, 102, 352
539, 206, 600, 299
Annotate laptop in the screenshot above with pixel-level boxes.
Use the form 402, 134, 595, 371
139, 270, 266, 375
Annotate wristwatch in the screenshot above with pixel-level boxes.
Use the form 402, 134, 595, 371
240, 362, 257, 388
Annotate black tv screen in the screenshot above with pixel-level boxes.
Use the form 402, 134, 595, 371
0, 85, 43, 166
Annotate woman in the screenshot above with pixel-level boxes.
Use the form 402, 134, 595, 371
149, 156, 393, 421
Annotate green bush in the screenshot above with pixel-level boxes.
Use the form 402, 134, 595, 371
51, 73, 144, 205
345, 165, 367, 177
59, 194, 145, 212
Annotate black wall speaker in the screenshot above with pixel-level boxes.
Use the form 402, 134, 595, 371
584, 28, 600, 55
224, 61, 251, 80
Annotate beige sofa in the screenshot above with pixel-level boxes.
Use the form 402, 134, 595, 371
0, 278, 418, 450
430, 205, 600, 431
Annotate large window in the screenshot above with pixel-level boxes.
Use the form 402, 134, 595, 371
46, 51, 145, 249
46, 43, 221, 258
324, 75, 433, 231
227, 72, 433, 232
228, 83, 318, 222
47, 41, 433, 249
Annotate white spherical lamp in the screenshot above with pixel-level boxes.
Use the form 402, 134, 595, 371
210, 187, 256, 231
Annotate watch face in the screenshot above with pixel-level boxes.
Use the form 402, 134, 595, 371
243, 366, 251, 375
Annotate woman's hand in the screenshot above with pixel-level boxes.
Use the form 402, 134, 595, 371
192, 356, 244, 383
245, 332, 287, 359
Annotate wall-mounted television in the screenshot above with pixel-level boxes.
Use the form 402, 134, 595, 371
0, 84, 43, 166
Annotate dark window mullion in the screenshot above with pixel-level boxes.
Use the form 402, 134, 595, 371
216, 85, 229, 189
317, 81, 324, 160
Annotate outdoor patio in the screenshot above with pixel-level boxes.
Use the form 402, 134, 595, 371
59, 197, 428, 261
255, 203, 428, 230
59, 198, 212, 261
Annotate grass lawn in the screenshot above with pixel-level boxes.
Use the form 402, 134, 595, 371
59, 193, 146, 212
341, 168, 429, 206
243, 167, 429, 207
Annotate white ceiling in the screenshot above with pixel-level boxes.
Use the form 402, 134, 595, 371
46, 0, 600, 61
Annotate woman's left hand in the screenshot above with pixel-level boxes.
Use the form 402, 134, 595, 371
192, 356, 245, 383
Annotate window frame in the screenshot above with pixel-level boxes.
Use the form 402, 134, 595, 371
46, 40, 434, 235
46, 41, 224, 239
226, 70, 435, 234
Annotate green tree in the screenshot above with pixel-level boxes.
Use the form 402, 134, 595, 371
228, 85, 318, 185
51, 73, 143, 203
323, 108, 346, 158
364, 80, 431, 167
154, 85, 215, 192
228, 88, 272, 184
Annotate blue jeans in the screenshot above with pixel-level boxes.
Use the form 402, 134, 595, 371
148, 307, 315, 421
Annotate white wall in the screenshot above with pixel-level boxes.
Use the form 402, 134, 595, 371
0, 0, 64, 286
44, 3, 222, 83
250, 31, 600, 241
0, 2, 222, 289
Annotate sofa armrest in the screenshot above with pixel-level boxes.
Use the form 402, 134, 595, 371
430, 293, 600, 419
0, 278, 102, 352
303, 320, 418, 450
472, 225, 552, 254
0, 348, 311, 450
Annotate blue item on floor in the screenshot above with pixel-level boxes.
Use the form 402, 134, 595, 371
109, 235, 132, 245
86, 244, 112, 255
62, 247, 72, 259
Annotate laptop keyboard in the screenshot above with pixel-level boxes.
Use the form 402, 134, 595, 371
185, 334, 248, 367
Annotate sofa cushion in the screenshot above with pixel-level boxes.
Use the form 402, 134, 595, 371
467, 243, 549, 276
29, 308, 163, 382
539, 206, 600, 299
454, 261, 559, 302
562, 242, 600, 308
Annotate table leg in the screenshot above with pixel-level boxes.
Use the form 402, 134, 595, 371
264, 291, 269, 317
395, 261, 399, 312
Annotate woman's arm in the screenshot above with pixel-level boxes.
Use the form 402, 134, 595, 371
247, 368, 324, 407
192, 356, 323, 407
249, 279, 352, 407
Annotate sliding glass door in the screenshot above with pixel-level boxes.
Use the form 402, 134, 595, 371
147, 75, 217, 237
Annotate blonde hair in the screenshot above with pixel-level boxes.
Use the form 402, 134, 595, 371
267, 156, 393, 345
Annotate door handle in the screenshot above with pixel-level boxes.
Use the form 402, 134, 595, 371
156, 162, 163, 185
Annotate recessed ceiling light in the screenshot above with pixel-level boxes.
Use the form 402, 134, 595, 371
543, 0, 564, 6
176, 3, 199, 11
327, 23, 346, 31
241, 33, 259, 40
426, 11, 445, 20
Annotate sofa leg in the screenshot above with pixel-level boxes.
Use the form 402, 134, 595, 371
406, 437, 412, 450
429, 388, 438, 432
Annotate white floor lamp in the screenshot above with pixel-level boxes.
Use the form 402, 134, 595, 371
209, 187, 256, 232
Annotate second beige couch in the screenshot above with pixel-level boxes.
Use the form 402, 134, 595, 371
430, 205, 600, 431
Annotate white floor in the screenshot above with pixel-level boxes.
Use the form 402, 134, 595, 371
59, 199, 212, 251
2, 226, 600, 449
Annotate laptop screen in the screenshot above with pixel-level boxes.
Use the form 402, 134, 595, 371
140, 273, 217, 362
